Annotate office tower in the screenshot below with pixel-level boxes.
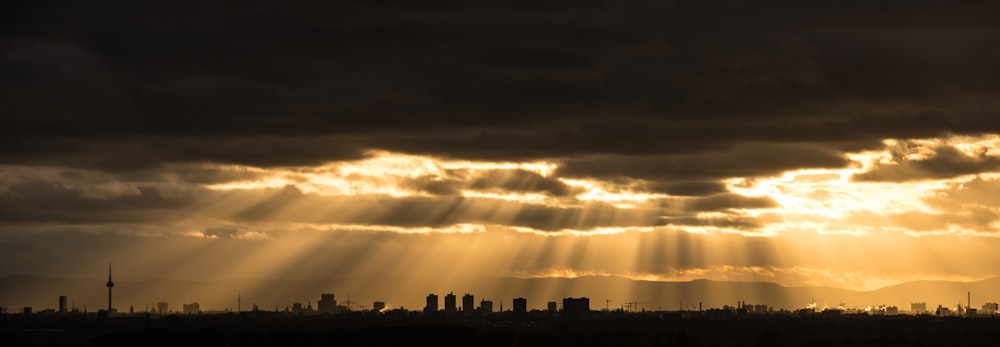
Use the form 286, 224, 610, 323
513, 298, 527, 315
462, 294, 474, 314
444, 292, 457, 317
425, 294, 438, 314
563, 297, 590, 318
318, 293, 337, 313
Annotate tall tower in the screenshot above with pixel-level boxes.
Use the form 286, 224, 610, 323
105, 263, 114, 313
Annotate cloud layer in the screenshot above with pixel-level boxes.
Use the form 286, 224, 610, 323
4, 1, 1000, 292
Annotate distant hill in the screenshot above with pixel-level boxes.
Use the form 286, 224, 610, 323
2, 274, 998, 313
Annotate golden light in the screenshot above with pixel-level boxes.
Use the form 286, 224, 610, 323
49, 133, 1000, 310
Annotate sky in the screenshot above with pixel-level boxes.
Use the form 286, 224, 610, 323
4, 0, 1000, 309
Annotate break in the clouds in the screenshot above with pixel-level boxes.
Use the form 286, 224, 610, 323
4, 0, 1000, 296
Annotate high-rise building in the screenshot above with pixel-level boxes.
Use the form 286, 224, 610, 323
373, 301, 386, 312
982, 302, 999, 315
911, 302, 928, 315
462, 294, 474, 314
58, 296, 67, 313
424, 294, 438, 314
513, 298, 527, 315
157, 302, 169, 315
480, 300, 493, 314
547, 301, 557, 313
318, 293, 337, 313
563, 297, 590, 318
182, 302, 200, 314
444, 292, 457, 317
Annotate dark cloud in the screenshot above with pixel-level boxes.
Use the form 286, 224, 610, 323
0, 135, 367, 171
400, 169, 576, 196
661, 215, 769, 230
400, 175, 465, 196
469, 169, 575, 196
3, 0, 1000, 175
555, 143, 848, 181
641, 181, 729, 196
681, 194, 779, 212
0, 181, 197, 225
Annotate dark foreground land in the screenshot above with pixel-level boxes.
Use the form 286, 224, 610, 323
4, 314, 1000, 346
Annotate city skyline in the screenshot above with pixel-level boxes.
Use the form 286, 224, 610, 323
9, 285, 1000, 318
4, 0, 1000, 318
5, 272, 1000, 315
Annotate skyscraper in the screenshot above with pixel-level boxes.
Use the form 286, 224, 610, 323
462, 294, 474, 315
563, 297, 590, 318
513, 298, 527, 316
58, 296, 67, 313
424, 294, 438, 314
480, 300, 493, 314
318, 293, 337, 313
444, 292, 457, 317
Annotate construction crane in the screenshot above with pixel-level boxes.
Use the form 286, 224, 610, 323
344, 293, 357, 312
623, 301, 645, 312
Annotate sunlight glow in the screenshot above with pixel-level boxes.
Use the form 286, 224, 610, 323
562, 178, 667, 208
166, 134, 1000, 296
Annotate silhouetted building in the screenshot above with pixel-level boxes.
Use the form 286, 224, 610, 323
373, 301, 386, 312
183, 302, 200, 314
480, 300, 493, 314
548, 301, 557, 313
23, 307, 32, 315
157, 302, 169, 315
563, 297, 590, 318
318, 293, 337, 313
58, 296, 67, 313
513, 298, 527, 316
885, 306, 899, 315
424, 294, 438, 314
982, 302, 998, 315
753, 304, 769, 314
444, 292, 457, 317
462, 294, 474, 314
911, 302, 927, 314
